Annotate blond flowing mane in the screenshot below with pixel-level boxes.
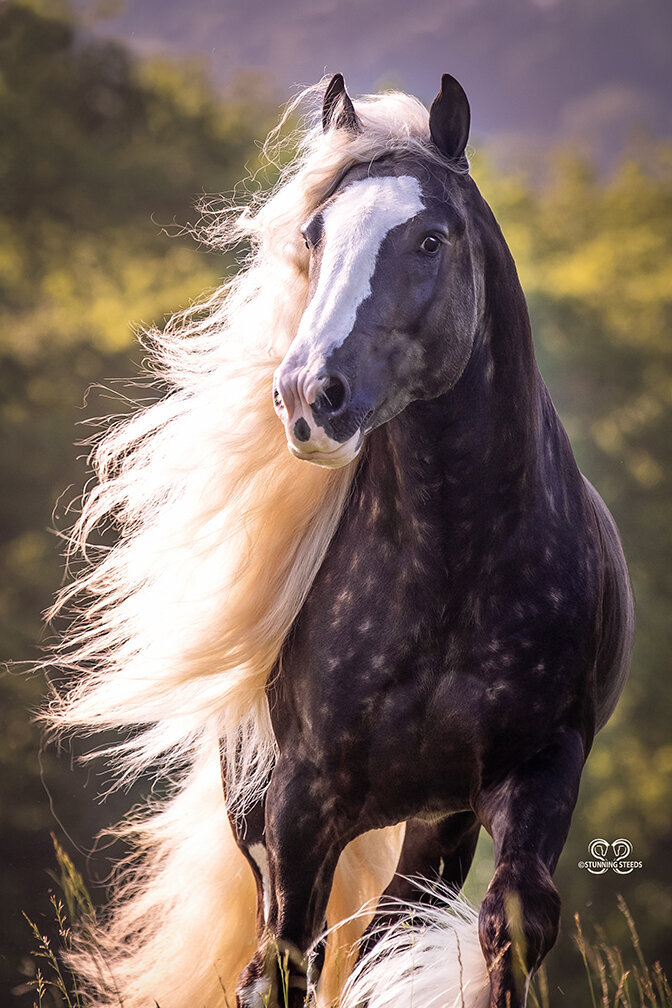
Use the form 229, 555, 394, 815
45, 80, 446, 1008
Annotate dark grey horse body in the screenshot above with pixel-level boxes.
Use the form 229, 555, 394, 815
232, 75, 633, 1008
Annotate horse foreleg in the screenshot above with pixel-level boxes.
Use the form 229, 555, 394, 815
476, 727, 585, 1008
220, 745, 272, 937
236, 755, 353, 1008
359, 810, 480, 955
389, 811, 480, 896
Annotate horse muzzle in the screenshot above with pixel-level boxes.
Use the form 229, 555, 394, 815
272, 366, 363, 468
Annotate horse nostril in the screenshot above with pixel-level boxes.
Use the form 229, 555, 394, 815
315, 375, 349, 415
293, 418, 311, 442
273, 382, 284, 412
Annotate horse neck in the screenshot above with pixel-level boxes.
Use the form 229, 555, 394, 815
373, 235, 545, 561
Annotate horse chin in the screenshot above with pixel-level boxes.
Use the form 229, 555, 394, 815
287, 429, 363, 469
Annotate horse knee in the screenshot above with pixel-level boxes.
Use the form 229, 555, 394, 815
479, 858, 560, 1006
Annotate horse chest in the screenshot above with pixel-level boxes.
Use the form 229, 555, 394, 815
274, 478, 592, 819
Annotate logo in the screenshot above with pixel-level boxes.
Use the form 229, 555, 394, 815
578, 838, 643, 874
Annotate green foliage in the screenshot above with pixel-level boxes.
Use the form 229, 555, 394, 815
0, 1, 272, 361
0, 3, 274, 1001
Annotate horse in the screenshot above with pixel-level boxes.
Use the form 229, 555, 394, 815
47, 73, 634, 1008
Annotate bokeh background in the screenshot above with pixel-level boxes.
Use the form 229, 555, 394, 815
2, 0, 671, 1003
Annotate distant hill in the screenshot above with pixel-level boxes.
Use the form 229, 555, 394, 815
73, 0, 672, 161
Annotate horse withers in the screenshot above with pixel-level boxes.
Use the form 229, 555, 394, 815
233, 74, 634, 1008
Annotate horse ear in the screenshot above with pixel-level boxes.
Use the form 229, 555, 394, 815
322, 73, 362, 134
429, 73, 470, 160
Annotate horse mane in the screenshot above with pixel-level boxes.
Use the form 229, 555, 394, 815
40, 81, 475, 1008
45, 78, 455, 815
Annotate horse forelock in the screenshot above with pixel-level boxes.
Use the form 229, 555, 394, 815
253, 83, 467, 279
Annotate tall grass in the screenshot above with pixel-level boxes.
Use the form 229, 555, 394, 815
20, 839, 672, 1008
574, 897, 672, 1008
21, 837, 91, 1008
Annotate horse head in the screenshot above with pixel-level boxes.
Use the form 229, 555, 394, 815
273, 74, 481, 467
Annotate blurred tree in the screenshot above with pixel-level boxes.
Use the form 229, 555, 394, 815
0, 2, 274, 1001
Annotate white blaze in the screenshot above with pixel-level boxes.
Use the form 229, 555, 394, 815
298, 175, 425, 360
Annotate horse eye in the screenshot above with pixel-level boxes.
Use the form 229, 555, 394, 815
303, 236, 310, 250
420, 234, 442, 254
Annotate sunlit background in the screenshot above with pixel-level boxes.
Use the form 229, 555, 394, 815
2, 0, 671, 1003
